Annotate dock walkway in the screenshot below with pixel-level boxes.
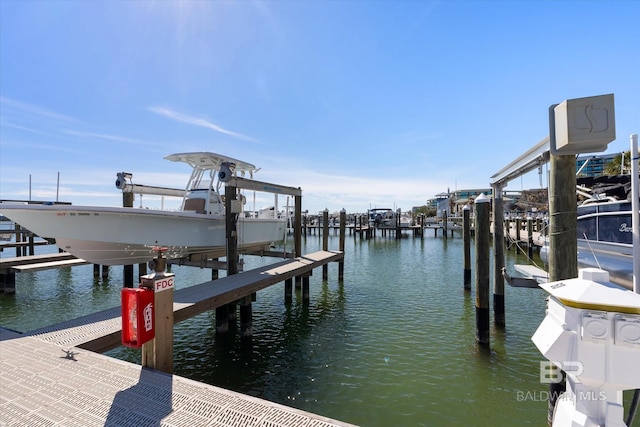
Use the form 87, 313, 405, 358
0, 328, 355, 427
26, 250, 345, 352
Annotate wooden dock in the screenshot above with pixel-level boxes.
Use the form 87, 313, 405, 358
25, 250, 344, 352
0, 249, 354, 426
0, 327, 356, 427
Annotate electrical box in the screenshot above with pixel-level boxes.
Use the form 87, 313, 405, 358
553, 93, 616, 155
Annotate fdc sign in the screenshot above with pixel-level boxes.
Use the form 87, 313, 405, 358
153, 276, 175, 293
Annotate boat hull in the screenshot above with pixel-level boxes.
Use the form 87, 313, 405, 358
540, 240, 633, 290
0, 204, 286, 265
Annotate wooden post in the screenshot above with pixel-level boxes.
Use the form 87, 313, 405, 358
0, 270, 16, 294
339, 209, 346, 281
492, 184, 505, 327
141, 254, 174, 374
527, 216, 534, 259
217, 184, 240, 334
93, 264, 100, 278
302, 273, 310, 304
547, 105, 577, 426
240, 296, 252, 337
442, 210, 448, 240
474, 193, 491, 346
284, 277, 293, 304
515, 218, 521, 245
396, 208, 401, 239
294, 194, 302, 257
463, 205, 471, 291
322, 209, 329, 280
122, 192, 135, 288
211, 258, 219, 281
15, 224, 21, 257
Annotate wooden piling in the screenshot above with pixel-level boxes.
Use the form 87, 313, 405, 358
284, 277, 293, 304
492, 184, 505, 327
141, 255, 174, 374
217, 184, 240, 334
240, 296, 252, 337
527, 217, 534, 259
339, 209, 346, 281
322, 209, 329, 280
546, 104, 578, 426
474, 194, 490, 346
442, 210, 448, 240
463, 206, 471, 291
302, 274, 310, 304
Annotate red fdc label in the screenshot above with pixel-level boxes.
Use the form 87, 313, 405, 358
154, 277, 174, 293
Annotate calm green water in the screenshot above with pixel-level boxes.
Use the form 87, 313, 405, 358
1, 231, 554, 426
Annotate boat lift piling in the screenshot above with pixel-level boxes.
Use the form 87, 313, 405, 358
492, 183, 505, 327
463, 205, 472, 291
323, 209, 329, 280
474, 194, 491, 346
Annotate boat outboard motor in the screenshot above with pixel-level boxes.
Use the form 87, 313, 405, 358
218, 162, 233, 183
532, 268, 640, 427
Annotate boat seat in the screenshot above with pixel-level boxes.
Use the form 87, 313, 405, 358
184, 198, 206, 214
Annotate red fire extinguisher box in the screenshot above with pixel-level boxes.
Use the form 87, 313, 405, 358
121, 287, 155, 348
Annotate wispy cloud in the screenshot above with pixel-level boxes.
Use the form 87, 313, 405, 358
148, 106, 260, 143
0, 97, 76, 123
63, 130, 155, 146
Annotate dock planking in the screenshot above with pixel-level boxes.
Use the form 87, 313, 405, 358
26, 250, 344, 353
0, 327, 357, 427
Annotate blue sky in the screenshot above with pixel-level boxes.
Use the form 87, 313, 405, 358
1, 0, 638, 214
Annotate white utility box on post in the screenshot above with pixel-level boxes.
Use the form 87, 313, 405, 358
532, 268, 640, 427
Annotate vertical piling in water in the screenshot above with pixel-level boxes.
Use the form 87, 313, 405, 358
339, 209, 346, 281
322, 209, 329, 280
302, 274, 310, 304
295, 194, 302, 256
527, 216, 534, 259
442, 210, 448, 240
492, 184, 505, 327
475, 193, 490, 346
463, 205, 472, 291
284, 278, 293, 304
240, 295, 252, 337
217, 184, 240, 334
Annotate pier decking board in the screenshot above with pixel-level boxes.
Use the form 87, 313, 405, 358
11, 258, 91, 272
0, 328, 356, 427
26, 250, 344, 353
0, 252, 79, 269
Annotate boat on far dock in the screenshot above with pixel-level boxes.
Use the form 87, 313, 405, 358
0, 152, 287, 266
